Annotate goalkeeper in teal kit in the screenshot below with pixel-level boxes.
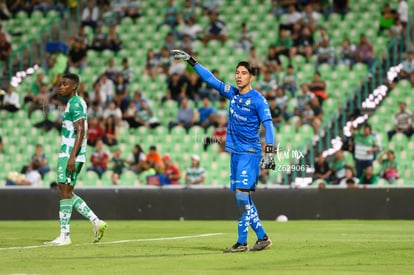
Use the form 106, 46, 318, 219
172, 50, 275, 252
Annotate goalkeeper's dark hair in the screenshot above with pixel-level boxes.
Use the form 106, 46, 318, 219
237, 61, 257, 76
62, 73, 80, 85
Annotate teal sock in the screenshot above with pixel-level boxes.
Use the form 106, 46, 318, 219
72, 194, 99, 224
59, 198, 73, 237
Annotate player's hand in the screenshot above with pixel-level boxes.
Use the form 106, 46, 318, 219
260, 145, 275, 170
67, 156, 76, 174
170, 49, 190, 60
170, 49, 198, 66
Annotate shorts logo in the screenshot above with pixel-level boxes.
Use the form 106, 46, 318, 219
242, 179, 248, 185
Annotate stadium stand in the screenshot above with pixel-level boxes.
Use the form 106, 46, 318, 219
0, 0, 413, 187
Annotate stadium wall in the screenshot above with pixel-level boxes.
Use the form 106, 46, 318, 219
2, 187, 414, 220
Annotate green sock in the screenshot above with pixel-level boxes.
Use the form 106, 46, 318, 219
59, 198, 73, 237
72, 195, 99, 224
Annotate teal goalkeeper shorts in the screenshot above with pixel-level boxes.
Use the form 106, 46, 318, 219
57, 157, 84, 186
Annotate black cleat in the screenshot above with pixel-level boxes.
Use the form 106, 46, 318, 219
251, 236, 272, 251
223, 242, 249, 253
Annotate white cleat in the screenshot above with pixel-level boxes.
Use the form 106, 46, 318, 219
93, 220, 108, 243
44, 236, 72, 246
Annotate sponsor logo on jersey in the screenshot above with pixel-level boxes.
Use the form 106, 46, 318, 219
248, 148, 256, 152
241, 107, 250, 112
224, 84, 230, 92
245, 98, 251, 105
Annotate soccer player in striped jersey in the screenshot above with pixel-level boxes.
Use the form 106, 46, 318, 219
171, 50, 275, 252
44, 73, 107, 246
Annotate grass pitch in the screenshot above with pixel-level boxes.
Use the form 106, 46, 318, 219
0, 220, 414, 275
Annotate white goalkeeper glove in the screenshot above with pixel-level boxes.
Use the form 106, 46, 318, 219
260, 145, 275, 170
170, 49, 198, 66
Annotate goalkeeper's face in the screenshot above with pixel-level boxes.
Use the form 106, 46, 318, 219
235, 66, 254, 91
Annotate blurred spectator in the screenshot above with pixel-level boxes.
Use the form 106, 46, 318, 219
144, 49, 160, 80
102, 115, 118, 147
181, 0, 197, 23
168, 58, 187, 76
338, 37, 355, 68
164, 72, 186, 103
89, 24, 107, 52
309, 97, 323, 133
290, 25, 314, 61
185, 72, 203, 103
294, 84, 315, 117
234, 22, 253, 51
274, 28, 293, 59
199, 68, 221, 103
100, 1, 117, 26
120, 57, 133, 85
73, 26, 89, 50
281, 64, 299, 97
0, 32, 11, 67
378, 3, 396, 36
111, 0, 141, 20
123, 100, 140, 128
295, 102, 315, 132
279, 4, 302, 32
158, 46, 172, 75
300, 4, 320, 33
203, 11, 228, 46
106, 25, 122, 52
354, 34, 375, 69
268, 96, 283, 131
87, 117, 104, 146
6, 162, 41, 187
315, 37, 336, 70
359, 166, 379, 185
140, 145, 164, 174
201, 0, 221, 15
0, 23, 10, 42
162, 32, 177, 52
275, 87, 291, 120
128, 144, 146, 174
270, 0, 284, 20
81, 0, 99, 31
195, 97, 215, 131
247, 46, 265, 76
27, 84, 51, 118
98, 73, 115, 105
30, 144, 50, 178
182, 17, 202, 41
313, 152, 332, 183
1, 85, 20, 113
377, 150, 399, 184
88, 100, 104, 119
185, 154, 205, 185
215, 96, 228, 119
352, 124, 379, 178
398, 50, 414, 86
23, 72, 46, 106
387, 101, 413, 141
136, 100, 160, 129
156, 0, 179, 38
162, 154, 181, 185
87, 139, 110, 178
110, 147, 126, 185
68, 38, 87, 73
333, 0, 349, 19
330, 150, 353, 184
390, 17, 404, 38
256, 70, 278, 97
203, 113, 227, 152
398, 0, 408, 28
103, 100, 123, 125
308, 71, 328, 103
168, 97, 195, 133
114, 75, 129, 108
338, 166, 359, 187
77, 82, 90, 105
32, 0, 65, 18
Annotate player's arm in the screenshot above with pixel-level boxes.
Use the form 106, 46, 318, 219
258, 98, 276, 170
67, 118, 85, 174
170, 49, 232, 99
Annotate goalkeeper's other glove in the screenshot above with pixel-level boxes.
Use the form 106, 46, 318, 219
260, 145, 275, 170
170, 49, 198, 66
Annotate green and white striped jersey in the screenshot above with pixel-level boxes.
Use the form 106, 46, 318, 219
59, 95, 88, 162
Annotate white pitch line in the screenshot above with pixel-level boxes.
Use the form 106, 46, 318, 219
0, 233, 224, 251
